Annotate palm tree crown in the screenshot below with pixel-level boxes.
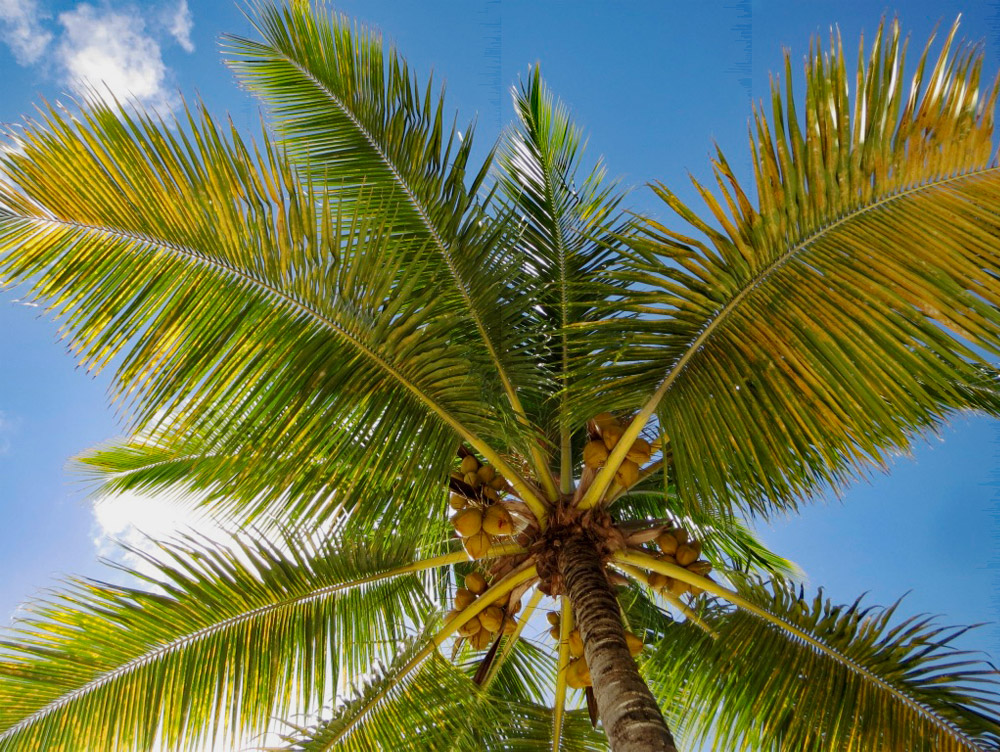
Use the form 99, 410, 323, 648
0, 3, 999, 750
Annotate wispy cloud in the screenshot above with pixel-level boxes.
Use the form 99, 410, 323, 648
0, 0, 52, 65
58, 4, 176, 111
166, 0, 192, 53
0, 1, 196, 113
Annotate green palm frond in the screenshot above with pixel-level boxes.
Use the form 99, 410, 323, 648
224, 2, 551, 473
644, 578, 1000, 751
275, 646, 495, 752
74, 428, 461, 542
494, 66, 629, 479
281, 646, 606, 751
0, 97, 534, 525
579, 18, 1000, 516
0, 531, 450, 751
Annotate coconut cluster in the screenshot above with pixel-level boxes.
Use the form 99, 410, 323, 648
645, 525, 713, 597
447, 571, 517, 650
450, 454, 517, 558
583, 412, 654, 489
547, 610, 644, 690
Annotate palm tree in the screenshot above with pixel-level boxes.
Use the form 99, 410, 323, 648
0, 2, 999, 749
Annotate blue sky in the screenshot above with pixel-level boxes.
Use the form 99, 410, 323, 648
0, 0, 998, 737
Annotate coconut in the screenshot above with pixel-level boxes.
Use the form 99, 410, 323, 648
656, 532, 679, 555
463, 471, 481, 488
480, 605, 504, 633
567, 658, 592, 688
477, 465, 496, 483
448, 493, 467, 510
592, 412, 618, 431
489, 475, 506, 490
502, 617, 518, 634
615, 459, 640, 488
465, 572, 488, 595
460, 455, 480, 474
668, 578, 690, 596
546, 611, 560, 627
626, 438, 652, 464
687, 560, 712, 576
676, 544, 698, 567
463, 531, 492, 559
458, 616, 482, 637
470, 627, 494, 650
583, 440, 609, 469
602, 425, 623, 450
673, 527, 689, 544
452, 509, 483, 537
647, 572, 669, 589
455, 588, 477, 610
549, 625, 561, 640
482, 486, 499, 502
569, 629, 584, 658
658, 553, 677, 566
482, 505, 514, 536
625, 631, 644, 657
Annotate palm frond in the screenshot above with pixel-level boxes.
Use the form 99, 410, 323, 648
644, 578, 1000, 751
579, 18, 1000, 516
224, 2, 551, 478
0, 97, 537, 526
494, 67, 629, 481
0, 531, 452, 750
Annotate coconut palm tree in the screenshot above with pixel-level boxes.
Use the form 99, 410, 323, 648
0, 2, 999, 750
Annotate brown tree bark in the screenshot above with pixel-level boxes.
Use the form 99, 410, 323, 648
558, 534, 677, 752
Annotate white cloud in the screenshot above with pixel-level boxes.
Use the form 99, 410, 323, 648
166, 0, 192, 53
57, 4, 176, 112
0, 0, 52, 65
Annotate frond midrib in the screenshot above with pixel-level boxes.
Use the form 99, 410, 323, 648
252, 39, 528, 420
0, 551, 459, 741
652, 163, 1000, 403
2, 211, 481, 447
581, 163, 1000, 508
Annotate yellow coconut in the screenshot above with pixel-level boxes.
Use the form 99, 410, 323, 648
477, 464, 496, 483
458, 616, 482, 637
460, 455, 480, 474
455, 588, 476, 610
452, 509, 483, 537
668, 578, 690, 596
463, 531, 492, 559
463, 471, 481, 488
626, 438, 652, 464
687, 560, 712, 576
502, 617, 518, 634
549, 625, 561, 640
470, 627, 494, 650
567, 658, 592, 688
656, 532, 679, 555
448, 493, 467, 511
569, 629, 584, 658
465, 572, 488, 595
676, 544, 698, 567
489, 475, 506, 490
547, 611, 560, 627
482, 505, 514, 536
482, 486, 499, 502
615, 459, 640, 488
583, 440, 609, 469
647, 572, 669, 590
673, 527, 689, 544
625, 632, 644, 657
480, 605, 504, 633
592, 412, 618, 431
602, 425, 623, 450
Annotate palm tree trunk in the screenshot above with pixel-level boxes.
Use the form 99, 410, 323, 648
558, 534, 677, 752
